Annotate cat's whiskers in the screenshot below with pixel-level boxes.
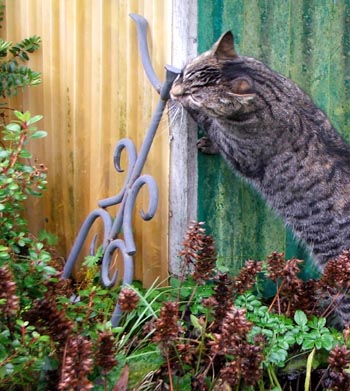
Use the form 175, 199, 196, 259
167, 100, 185, 129
149, 101, 183, 142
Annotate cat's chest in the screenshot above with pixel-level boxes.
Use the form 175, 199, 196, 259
210, 120, 282, 162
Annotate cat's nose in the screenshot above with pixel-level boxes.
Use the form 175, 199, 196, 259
170, 84, 185, 98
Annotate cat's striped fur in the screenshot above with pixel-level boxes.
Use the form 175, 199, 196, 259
171, 31, 350, 326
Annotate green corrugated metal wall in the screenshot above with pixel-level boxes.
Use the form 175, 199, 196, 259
197, 0, 350, 275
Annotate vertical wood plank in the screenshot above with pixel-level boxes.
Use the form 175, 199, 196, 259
169, 0, 198, 275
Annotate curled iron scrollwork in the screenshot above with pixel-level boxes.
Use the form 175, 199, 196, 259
62, 14, 181, 326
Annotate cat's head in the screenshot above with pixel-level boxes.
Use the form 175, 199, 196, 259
170, 31, 257, 120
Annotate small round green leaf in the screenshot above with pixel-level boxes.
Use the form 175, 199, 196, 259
30, 130, 47, 139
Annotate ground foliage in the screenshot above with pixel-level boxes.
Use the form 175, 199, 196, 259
124, 222, 350, 391
3, 212, 350, 390
1, 7, 350, 390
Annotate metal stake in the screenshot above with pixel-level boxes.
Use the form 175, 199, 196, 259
62, 14, 181, 326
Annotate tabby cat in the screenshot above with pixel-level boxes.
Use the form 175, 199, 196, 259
171, 31, 350, 325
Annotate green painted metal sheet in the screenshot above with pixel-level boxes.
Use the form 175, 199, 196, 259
197, 0, 350, 275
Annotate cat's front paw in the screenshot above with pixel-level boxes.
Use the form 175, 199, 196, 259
197, 137, 220, 155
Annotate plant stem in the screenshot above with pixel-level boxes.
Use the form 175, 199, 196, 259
8, 124, 27, 171
166, 351, 174, 391
196, 308, 209, 374
176, 256, 191, 303
321, 290, 349, 319
268, 280, 286, 314
314, 364, 329, 391
104, 375, 108, 391
258, 379, 265, 391
267, 365, 282, 390
60, 340, 69, 384
180, 283, 199, 321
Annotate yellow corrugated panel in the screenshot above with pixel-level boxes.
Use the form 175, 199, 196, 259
1, 0, 172, 286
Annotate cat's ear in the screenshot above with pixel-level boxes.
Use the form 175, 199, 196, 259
213, 31, 237, 59
230, 78, 256, 103
231, 78, 254, 95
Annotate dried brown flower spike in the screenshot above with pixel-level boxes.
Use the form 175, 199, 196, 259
210, 272, 234, 332
233, 259, 262, 294
95, 331, 118, 374
59, 335, 94, 391
319, 250, 350, 292
152, 301, 183, 347
24, 297, 74, 348
118, 287, 139, 312
210, 307, 263, 388
327, 345, 350, 390
179, 221, 217, 284
266, 252, 286, 281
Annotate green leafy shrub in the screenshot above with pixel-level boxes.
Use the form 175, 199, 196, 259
0, 110, 57, 388
0, 35, 41, 97
0, 111, 47, 254
0, 12, 58, 385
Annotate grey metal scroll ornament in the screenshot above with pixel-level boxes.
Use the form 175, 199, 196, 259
62, 14, 181, 326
